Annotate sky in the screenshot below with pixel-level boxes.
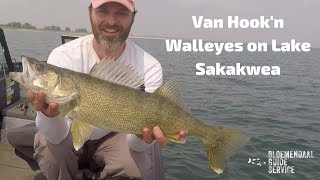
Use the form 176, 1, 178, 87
0, 0, 319, 47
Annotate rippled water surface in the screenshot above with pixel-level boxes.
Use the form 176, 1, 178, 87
3, 29, 320, 179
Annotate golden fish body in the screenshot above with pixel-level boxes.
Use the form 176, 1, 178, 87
9, 56, 249, 174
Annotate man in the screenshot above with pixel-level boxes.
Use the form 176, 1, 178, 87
8, 0, 185, 179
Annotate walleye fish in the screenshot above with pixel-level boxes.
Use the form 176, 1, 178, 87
9, 56, 249, 174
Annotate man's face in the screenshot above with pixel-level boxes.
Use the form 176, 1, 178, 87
90, 2, 134, 51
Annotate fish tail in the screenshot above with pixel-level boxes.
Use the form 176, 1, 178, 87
201, 126, 249, 174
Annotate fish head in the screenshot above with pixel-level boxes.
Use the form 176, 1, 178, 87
9, 56, 60, 92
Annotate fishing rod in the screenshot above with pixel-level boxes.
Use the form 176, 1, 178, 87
193, 76, 247, 112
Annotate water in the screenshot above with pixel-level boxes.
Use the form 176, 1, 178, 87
2, 29, 320, 179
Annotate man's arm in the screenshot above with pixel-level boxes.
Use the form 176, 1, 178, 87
30, 50, 72, 144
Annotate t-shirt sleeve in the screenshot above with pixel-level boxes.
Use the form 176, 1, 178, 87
144, 62, 163, 93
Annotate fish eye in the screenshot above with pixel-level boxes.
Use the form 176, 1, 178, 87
36, 64, 44, 71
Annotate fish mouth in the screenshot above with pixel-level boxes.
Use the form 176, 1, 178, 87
9, 56, 36, 86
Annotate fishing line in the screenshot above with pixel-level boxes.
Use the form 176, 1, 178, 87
193, 76, 247, 112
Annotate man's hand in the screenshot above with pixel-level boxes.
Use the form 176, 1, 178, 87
140, 126, 186, 147
27, 91, 60, 117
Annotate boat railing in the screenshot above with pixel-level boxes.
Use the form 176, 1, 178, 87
0, 28, 14, 72
0, 28, 21, 116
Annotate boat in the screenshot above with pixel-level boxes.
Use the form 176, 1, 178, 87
0, 28, 163, 180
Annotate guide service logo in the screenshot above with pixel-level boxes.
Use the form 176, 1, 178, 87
248, 150, 314, 174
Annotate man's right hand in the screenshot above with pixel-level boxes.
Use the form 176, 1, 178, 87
27, 91, 60, 117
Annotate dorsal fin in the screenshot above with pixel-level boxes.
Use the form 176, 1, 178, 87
90, 58, 144, 89
154, 80, 191, 113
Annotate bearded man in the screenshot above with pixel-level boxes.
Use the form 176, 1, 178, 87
7, 0, 185, 179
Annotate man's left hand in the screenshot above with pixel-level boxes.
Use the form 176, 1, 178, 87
140, 126, 186, 147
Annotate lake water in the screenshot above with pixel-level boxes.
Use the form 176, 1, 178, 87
2, 29, 320, 179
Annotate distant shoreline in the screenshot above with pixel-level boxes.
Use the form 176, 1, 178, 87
0, 26, 169, 40
0, 26, 90, 36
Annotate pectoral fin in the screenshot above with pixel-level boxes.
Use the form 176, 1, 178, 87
70, 120, 93, 151
57, 99, 78, 119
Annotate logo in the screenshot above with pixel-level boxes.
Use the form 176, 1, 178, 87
248, 150, 315, 174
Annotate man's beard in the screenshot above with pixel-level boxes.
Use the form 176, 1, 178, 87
90, 18, 132, 51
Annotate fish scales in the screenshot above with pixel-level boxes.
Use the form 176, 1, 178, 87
67, 70, 198, 134
9, 56, 250, 174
